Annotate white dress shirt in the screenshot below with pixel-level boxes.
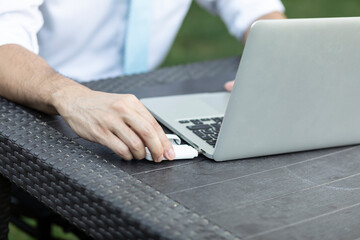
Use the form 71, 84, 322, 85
0, 0, 284, 82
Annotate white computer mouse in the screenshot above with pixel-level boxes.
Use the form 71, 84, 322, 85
145, 134, 198, 161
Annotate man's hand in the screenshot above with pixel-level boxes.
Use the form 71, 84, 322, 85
0, 44, 175, 162
52, 86, 175, 162
224, 11, 287, 92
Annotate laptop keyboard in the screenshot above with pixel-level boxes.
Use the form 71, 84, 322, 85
178, 117, 223, 148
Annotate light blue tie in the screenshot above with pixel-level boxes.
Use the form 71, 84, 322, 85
124, 0, 151, 75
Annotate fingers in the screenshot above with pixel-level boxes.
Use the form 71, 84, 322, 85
224, 80, 235, 92
97, 130, 134, 161
110, 122, 146, 160
118, 94, 175, 161
61, 92, 174, 162
123, 113, 166, 162
135, 104, 175, 160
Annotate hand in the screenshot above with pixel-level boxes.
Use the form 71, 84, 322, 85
243, 11, 286, 43
0, 45, 173, 162
226, 13, 286, 92
224, 80, 235, 92
52, 86, 175, 162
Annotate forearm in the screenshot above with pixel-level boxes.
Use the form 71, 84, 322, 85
0, 44, 89, 114
243, 11, 286, 43
0, 44, 174, 161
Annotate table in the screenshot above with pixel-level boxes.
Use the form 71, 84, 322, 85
1, 57, 360, 240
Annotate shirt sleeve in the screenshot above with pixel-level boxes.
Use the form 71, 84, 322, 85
196, 0, 285, 41
0, 0, 44, 53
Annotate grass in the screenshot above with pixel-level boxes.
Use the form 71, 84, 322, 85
9, 0, 360, 239
9, 217, 78, 240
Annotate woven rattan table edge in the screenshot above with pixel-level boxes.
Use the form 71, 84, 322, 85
0, 57, 241, 240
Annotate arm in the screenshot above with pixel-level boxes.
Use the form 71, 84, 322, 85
195, 0, 286, 91
0, 44, 175, 162
242, 11, 286, 43
224, 11, 286, 91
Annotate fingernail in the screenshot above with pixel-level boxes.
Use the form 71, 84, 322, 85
167, 148, 176, 160
156, 155, 164, 163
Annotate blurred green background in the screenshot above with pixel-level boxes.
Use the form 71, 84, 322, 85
162, 0, 360, 67
9, 0, 360, 239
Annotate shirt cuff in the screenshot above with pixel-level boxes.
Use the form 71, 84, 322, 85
217, 0, 285, 41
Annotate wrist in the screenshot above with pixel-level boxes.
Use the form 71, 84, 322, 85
49, 75, 91, 115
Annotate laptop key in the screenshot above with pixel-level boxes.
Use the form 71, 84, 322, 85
209, 134, 218, 139
184, 117, 223, 148
200, 129, 213, 134
187, 124, 211, 130
190, 119, 203, 125
179, 120, 190, 124
212, 117, 222, 122
193, 130, 212, 140
206, 139, 217, 146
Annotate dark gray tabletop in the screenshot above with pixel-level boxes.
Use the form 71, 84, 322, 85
1, 57, 360, 240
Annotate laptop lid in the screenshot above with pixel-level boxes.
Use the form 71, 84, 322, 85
142, 17, 360, 161
214, 17, 360, 161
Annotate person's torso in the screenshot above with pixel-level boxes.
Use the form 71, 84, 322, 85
38, 0, 192, 81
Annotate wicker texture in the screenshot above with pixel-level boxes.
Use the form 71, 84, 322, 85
0, 175, 10, 240
0, 57, 240, 240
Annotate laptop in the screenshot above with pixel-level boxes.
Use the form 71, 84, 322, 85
141, 17, 360, 161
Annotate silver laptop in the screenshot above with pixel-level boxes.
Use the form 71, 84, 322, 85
141, 17, 360, 161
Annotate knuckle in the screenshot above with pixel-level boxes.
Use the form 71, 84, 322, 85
139, 151, 146, 159
103, 114, 116, 124
130, 139, 144, 152
112, 102, 128, 113
125, 94, 139, 104
134, 151, 146, 160
152, 146, 164, 159
150, 119, 160, 129
122, 155, 133, 161
111, 94, 140, 115
91, 127, 108, 143
112, 142, 132, 160
95, 135, 107, 146
117, 149, 133, 161
141, 126, 153, 138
